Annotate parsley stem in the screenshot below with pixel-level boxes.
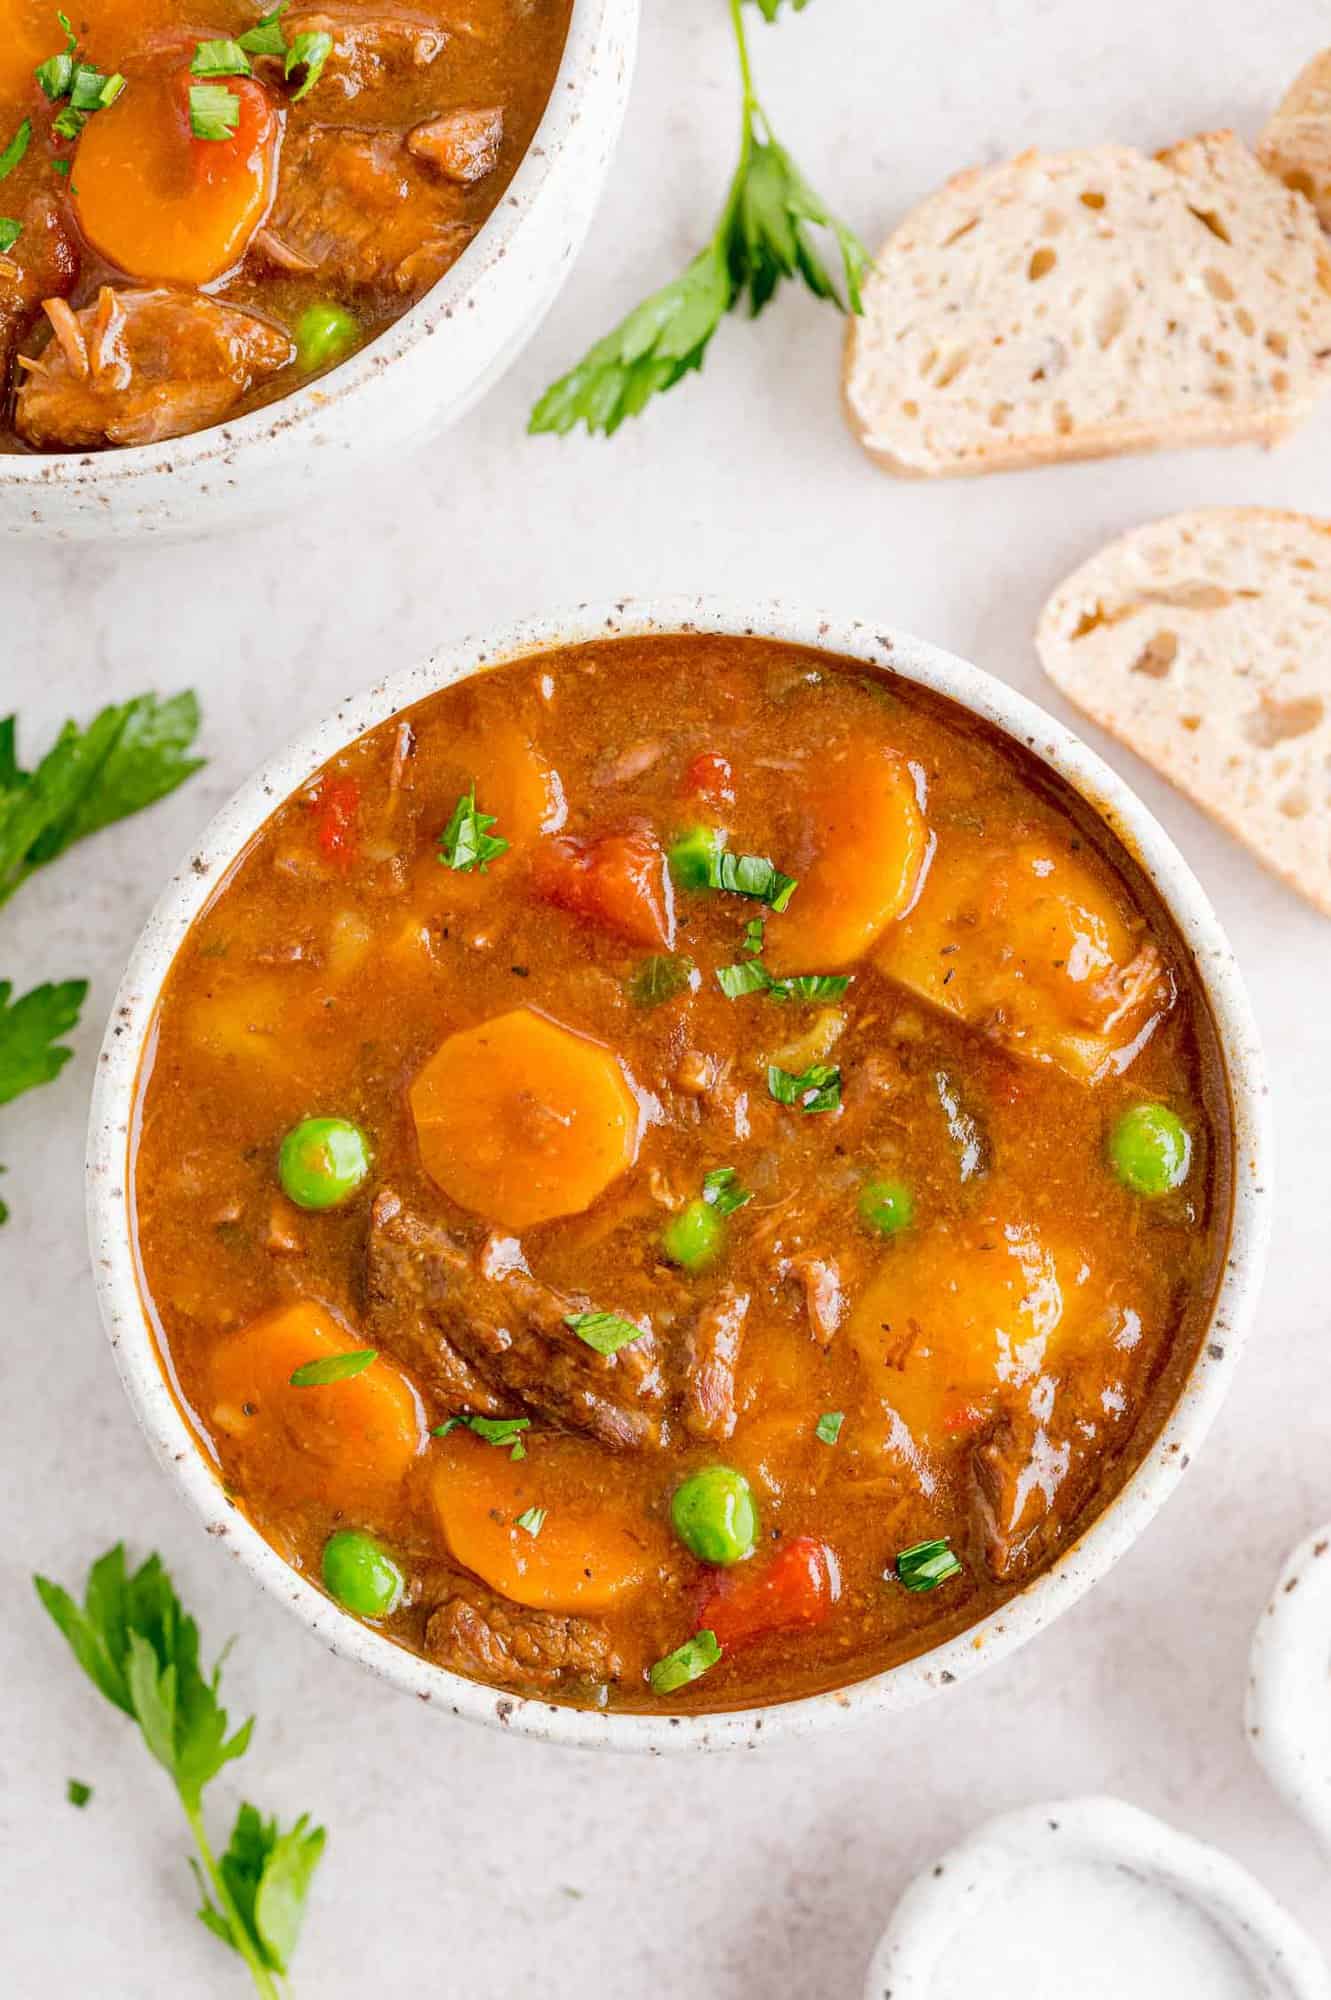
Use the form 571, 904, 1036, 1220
183, 1801, 284, 2000
728, 0, 756, 114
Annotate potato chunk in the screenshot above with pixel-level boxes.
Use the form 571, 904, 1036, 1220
410, 1007, 640, 1229
878, 837, 1171, 1080
849, 1218, 1078, 1458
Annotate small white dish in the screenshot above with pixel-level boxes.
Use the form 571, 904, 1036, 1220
0, 0, 637, 541
1248, 1521, 1331, 1854
865, 1796, 1331, 2000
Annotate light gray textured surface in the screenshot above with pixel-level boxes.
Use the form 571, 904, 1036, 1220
3, 2, 1329, 1993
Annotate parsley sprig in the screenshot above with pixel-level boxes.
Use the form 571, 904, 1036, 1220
530, 0, 869, 436
34, 1546, 324, 1997
0, 692, 203, 1222
0, 692, 204, 908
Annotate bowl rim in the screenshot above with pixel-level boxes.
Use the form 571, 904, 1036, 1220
86, 596, 1272, 1754
1, 0, 619, 491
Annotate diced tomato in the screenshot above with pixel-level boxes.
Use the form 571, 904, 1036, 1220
532, 830, 675, 950
313, 778, 359, 869
698, 1535, 841, 1652
683, 751, 736, 809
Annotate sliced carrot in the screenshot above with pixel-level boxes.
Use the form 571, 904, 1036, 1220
531, 829, 675, 949
208, 1299, 424, 1517
430, 1431, 661, 1612
74, 73, 280, 285
410, 1006, 640, 1228
764, 740, 927, 972
410, 725, 566, 912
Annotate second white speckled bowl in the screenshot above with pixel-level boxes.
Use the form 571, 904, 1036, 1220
1, 0, 637, 541
86, 598, 1272, 1751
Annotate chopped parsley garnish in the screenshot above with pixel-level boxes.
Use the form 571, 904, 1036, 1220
715, 952, 849, 1004
702, 1165, 752, 1216
35, 14, 76, 100
432, 1413, 531, 1460
66, 1778, 92, 1807
191, 39, 253, 77
35, 1545, 325, 1990
894, 1537, 963, 1593
288, 1348, 376, 1387
0, 692, 204, 909
627, 952, 696, 1009
668, 826, 796, 910
0, 120, 31, 180
767, 1061, 841, 1114
529, 0, 868, 436
564, 1310, 649, 1355
189, 82, 242, 141
437, 786, 508, 873
285, 29, 332, 100
714, 958, 770, 999
648, 1628, 721, 1696
69, 66, 124, 113
237, 2, 291, 58
710, 849, 797, 911
515, 1506, 546, 1538
815, 1410, 844, 1445
0, 219, 20, 254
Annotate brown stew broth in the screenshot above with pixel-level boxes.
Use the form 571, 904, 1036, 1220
131, 636, 1232, 1711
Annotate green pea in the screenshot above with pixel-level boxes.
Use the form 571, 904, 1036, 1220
662, 1198, 726, 1272
667, 824, 725, 891
278, 1116, 371, 1210
1109, 1103, 1192, 1197
321, 1530, 403, 1618
671, 1465, 759, 1566
295, 301, 360, 373
859, 1177, 914, 1237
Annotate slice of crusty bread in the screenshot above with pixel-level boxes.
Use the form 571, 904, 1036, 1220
844, 133, 1331, 479
1036, 509, 1331, 916
1258, 49, 1331, 231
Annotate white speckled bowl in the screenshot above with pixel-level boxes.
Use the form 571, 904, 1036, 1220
86, 599, 1272, 1752
864, 1797, 1330, 2000
1, 0, 636, 541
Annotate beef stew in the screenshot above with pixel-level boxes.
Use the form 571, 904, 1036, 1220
1, 0, 571, 450
130, 634, 1233, 1713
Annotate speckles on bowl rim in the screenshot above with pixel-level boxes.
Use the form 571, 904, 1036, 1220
84, 597, 1272, 1754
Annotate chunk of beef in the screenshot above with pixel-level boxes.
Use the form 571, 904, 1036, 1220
366, 1189, 664, 1450
425, 1577, 621, 1694
261, 128, 475, 295
407, 106, 504, 183
972, 1407, 1073, 1581
14, 287, 293, 449
282, 8, 448, 123
682, 1287, 749, 1440
1, 195, 79, 386
789, 1255, 844, 1346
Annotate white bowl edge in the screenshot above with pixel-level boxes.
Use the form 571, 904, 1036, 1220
85, 596, 1273, 1754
